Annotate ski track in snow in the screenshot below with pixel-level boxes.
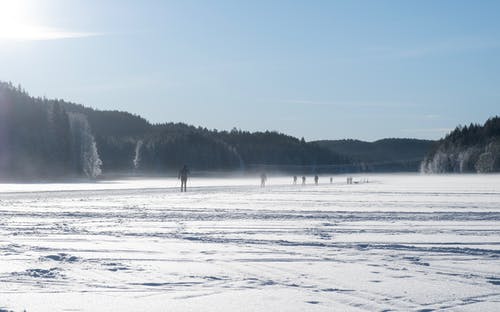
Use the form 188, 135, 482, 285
0, 174, 499, 311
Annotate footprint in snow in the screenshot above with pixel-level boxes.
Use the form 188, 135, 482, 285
487, 277, 500, 285
40, 253, 79, 263
12, 268, 61, 279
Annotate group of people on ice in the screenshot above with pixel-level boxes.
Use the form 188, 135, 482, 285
271, 174, 367, 187
178, 165, 366, 191
263, 173, 365, 187
291, 175, 321, 185
290, 175, 340, 185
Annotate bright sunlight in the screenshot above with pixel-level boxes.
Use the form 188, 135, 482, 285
0, 0, 95, 40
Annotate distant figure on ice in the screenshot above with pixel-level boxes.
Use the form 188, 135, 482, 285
178, 165, 190, 192
293, 176, 297, 184
330, 177, 333, 184
302, 176, 306, 185
260, 172, 267, 187
346, 176, 353, 184
314, 175, 319, 185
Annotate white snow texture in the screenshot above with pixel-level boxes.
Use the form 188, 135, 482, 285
0, 174, 499, 311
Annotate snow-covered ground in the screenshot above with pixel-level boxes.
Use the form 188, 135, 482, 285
0, 174, 499, 311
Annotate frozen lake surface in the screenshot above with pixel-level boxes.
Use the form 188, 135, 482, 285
0, 174, 499, 311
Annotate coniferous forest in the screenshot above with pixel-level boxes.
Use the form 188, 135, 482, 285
421, 117, 500, 173
2, 81, 472, 179
314, 138, 436, 172
0, 81, 354, 179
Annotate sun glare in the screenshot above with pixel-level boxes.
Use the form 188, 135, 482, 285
0, 0, 93, 41
0, 0, 38, 39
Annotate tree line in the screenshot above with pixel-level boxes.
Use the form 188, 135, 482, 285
0, 81, 354, 179
421, 116, 500, 173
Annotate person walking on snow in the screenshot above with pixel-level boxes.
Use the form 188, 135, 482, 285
260, 172, 267, 187
178, 165, 190, 192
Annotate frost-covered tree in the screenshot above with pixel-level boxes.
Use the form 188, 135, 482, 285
68, 113, 102, 178
422, 117, 500, 173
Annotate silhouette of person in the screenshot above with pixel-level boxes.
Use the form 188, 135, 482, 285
314, 175, 319, 185
178, 165, 189, 192
293, 176, 297, 184
330, 177, 333, 184
302, 176, 306, 185
260, 172, 267, 187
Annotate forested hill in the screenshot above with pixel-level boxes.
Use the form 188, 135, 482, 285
314, 139, 435, 172
421, 117, 500, 173
0, 81, 351, 178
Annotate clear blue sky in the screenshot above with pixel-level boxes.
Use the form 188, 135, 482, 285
0, 0, 499, 141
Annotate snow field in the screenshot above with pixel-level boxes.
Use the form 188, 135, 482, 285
0, 174, 499, 311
